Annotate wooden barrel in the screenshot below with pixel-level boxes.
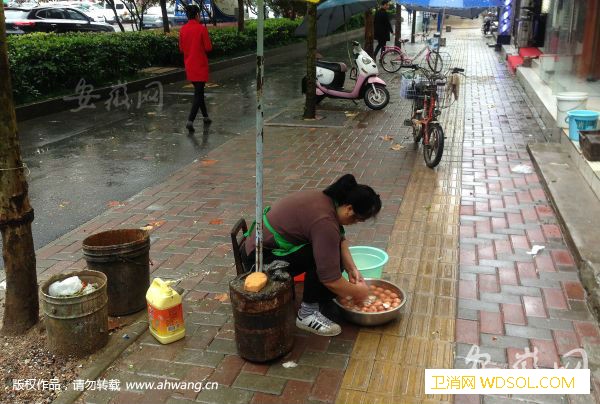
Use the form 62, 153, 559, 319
82, 229, 150, 316
229, 272, 295, 362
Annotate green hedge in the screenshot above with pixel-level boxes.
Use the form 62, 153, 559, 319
8, 31, 181, 103
7, 15, 365, 104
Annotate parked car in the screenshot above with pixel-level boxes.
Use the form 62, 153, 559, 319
141, 6, 172, 29
61, 2, 108, 23
99, 0, 130, 24
141, 5, 189, 29
141, 4, 189, 29
4, 6, 115, 34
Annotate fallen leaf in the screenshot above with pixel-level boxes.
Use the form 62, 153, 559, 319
282, 361, 298, 368
206, 83, 220, 88
200, 159, 218, 167
379, 135, 394, 142
344, 111, 359, 118
214, 293, 229, 302
107, 200, 125, 208
209, 219, 224, 225
390, 144, 404, 151
147, 112, 156, 116
108, 318, 123, 332
183, 84, 194, 88
141, 220, 166, 231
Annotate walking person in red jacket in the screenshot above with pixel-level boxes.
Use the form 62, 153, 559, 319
179, 5, 213, 132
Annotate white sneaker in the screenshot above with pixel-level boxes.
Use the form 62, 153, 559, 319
296, 312, 341, 337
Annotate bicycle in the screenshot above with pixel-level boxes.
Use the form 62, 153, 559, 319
379, 35, 443, 74
402, 65, 464, 168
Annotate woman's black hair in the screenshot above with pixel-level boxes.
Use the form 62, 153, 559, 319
323, 174, 382, 220
186, 5, 200, 20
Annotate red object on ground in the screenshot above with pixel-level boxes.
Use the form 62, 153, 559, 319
519, 47, 542, 58
507, 55, 524, 73
507, 48, 542, 74
294, 273, 305, 282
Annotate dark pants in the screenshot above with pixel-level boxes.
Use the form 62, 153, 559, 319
243, 246, 337, 305
188, 81, 208, 122
374, 40, 386, 59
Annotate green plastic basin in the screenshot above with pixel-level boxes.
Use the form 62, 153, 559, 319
343, 246, 389, 280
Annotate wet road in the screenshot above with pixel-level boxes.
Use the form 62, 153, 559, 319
0, 43, 353, 269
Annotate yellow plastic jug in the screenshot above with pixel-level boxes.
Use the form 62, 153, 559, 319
146, 278, 185, 344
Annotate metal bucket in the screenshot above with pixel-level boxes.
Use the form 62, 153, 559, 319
82, 229, 150, 316
41, 270, 108, 357
229, 271, 295, 362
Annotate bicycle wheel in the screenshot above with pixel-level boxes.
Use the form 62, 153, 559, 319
426, 50, 443, 73
380, 49, 403, 73
423, 123, 444, 168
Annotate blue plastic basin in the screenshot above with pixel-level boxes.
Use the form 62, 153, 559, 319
566, 110, 599, 141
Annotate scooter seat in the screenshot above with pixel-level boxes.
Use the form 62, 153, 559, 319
316, 60, 347, 72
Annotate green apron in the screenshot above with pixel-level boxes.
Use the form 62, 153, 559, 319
245, 205, 346, 257
245, 206, 307, 257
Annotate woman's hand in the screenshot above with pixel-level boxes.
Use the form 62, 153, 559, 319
341, 239, 363, 283
350, 279, 370, 306
323, 277, 370, 305
346, 266, 364, 284
351, 279, 370, 304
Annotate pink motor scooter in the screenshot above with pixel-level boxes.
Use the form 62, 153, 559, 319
302, 41, 390, 110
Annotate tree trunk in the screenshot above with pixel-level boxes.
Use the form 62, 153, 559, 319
303, 2, 317, 120
0, 7, 38, 336
237, 0, 245, 31
411, 10, 416, 43
160, 0, 170, 33
364, 10, 374, 57
395, 5, 402, 46
107, 0, 125, 32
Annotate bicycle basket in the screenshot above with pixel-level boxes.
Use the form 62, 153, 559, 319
400, 76, 428, 100
427, 37, 440, 51
401, 76, 446, 101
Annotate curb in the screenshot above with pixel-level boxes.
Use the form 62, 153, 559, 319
16, 28, 362, 122
52, 313, 149, 404
527, 143, 600, 322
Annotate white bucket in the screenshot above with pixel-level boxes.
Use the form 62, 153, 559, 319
556, 92, 588, 128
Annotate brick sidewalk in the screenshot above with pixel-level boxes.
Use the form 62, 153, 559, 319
453, 31, 600, 404
63, 62, 417, 403
19, 26, 600, 404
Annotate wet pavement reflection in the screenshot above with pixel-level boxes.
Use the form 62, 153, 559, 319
1, 43, 352, 269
